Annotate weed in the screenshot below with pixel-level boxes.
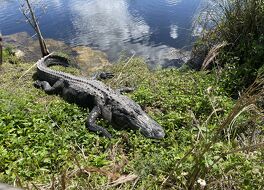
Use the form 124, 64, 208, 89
0, 53, 263, 189
191, 0, 264, 96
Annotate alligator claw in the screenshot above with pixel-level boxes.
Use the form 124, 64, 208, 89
92, 72, 114, 80
99, 72, 114, 80
34, 80, 42, 88
101, 130, 112, 138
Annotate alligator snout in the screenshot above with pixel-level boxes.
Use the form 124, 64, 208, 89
137, 113, 165, 139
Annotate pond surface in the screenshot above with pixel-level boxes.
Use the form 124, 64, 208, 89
0, 0, 204, 67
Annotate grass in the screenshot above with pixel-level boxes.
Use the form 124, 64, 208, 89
193, 0, 264, 96
0, 50, 263, 189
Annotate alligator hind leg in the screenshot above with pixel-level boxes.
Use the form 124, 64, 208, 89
34, 79, 65, 94
86, 106, 112, 138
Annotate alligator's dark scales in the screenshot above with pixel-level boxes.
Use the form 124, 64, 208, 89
35, 53, 165, 139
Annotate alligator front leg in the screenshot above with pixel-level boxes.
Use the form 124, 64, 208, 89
34, 79, 65, 94
86, 106, 112, 138
92, 72, 114, 80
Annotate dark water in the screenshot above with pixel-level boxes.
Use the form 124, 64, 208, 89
0, 0, 204, 66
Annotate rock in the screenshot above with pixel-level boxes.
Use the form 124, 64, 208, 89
3, 32, 73, 61
3, 32, 111, 75
72, 46, 110, 74
14, 50, 25, 58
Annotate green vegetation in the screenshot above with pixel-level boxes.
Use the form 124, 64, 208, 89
196, 0, 264, 96
0, 49, 263, 189
0, 1, 263, 189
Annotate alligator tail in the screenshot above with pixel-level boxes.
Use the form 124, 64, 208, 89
41, 52, 71, 68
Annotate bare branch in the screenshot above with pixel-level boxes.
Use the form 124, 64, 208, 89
20, 8, 37, 30
20, 0, 49, 57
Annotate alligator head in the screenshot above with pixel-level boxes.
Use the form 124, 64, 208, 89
109, 95, 165, 139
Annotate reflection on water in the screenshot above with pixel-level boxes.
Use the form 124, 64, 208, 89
0, 0, 203, 67
70, 0, 151, 59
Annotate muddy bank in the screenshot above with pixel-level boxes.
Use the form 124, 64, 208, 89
2, 32, 110, 74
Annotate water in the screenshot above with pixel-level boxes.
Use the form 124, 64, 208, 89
0, 0, 204, 66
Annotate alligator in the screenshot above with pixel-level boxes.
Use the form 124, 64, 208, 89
34, 53, 165, 139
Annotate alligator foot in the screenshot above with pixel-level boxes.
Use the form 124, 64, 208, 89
34, 79, 66, 94
86, 106, 112, 138
34, 80, 42, 88
92, 72, 114, 80
117, 87, 135, 94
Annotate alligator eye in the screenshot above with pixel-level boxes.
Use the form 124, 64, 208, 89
120, 108, 130, 115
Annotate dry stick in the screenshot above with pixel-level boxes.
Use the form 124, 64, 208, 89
31, 183, 41, 190
18, 62, 37, 80
189, 110, 205, 140
50, 175, 55, 190
131, 177, 139, 190
227, 104, 257, 143
61, 171, 67, 190
107, 174, 138, 188
0, 32, 2, 65
204, 108, 223, 127
249, 114, 262, 144
7, 31, 46, 81
24, 0, 49, 56
201, 41, 228, 70
208, 93, 220, 119
112, 53, 135, 85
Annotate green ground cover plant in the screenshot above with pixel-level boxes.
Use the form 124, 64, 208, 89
0, 50, 263, 189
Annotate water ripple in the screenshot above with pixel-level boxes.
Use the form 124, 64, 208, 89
0, 0, 203, 66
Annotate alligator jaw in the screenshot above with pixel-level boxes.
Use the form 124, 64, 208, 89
136, 113, 165, 139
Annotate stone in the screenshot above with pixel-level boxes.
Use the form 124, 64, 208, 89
14, 49, 25, 58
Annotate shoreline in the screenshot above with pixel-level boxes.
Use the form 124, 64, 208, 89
2, 32, 191, 71
2, 32, 111, 75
